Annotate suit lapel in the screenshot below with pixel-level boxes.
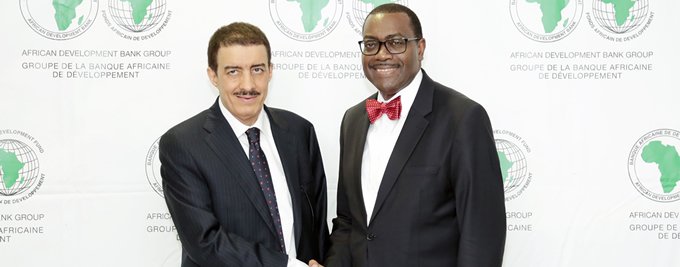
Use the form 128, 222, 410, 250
370, 73, 434, 223
266, 107, 303, 248
202, 100, 278, 236
347, 97, 372, 227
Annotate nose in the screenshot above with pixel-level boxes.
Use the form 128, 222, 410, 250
240, 71, 255, 89
375, 42, 393, 60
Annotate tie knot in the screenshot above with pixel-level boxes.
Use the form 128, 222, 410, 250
246, 127, 260, 143
365, 96, 402, 124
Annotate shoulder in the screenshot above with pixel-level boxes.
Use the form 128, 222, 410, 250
161, 109, 210, 144
345, 99, 367, 119
427, 78, 485, 115
267, 107, 322, 143
267, 107, 313, 129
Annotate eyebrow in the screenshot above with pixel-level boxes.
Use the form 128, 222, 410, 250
223, 65, 242, 70
363, 34, 407, 40
222, 63, 267, 70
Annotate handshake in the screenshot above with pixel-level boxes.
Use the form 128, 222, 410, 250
308, 259, 324, 267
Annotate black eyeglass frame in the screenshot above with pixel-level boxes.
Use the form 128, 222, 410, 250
357, 37, 422, 56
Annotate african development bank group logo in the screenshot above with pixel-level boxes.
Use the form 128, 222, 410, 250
101, 0, 171, 41
145, 137, 163, 197
628, 129, 680, 203
345, 0, 409, 35
494, 129, 533, 201
269, 0, 343, 41
510, 0, 583, 42
20, 0, 99, 40
0, 130, 46, 204
585, 0, 653, 42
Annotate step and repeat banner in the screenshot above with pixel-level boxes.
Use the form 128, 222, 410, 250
1, 0, 678, 266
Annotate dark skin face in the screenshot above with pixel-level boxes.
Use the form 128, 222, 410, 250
362, 12, 425, 100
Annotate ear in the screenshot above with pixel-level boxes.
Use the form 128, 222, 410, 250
207, 67, 218, 87
417, 38, 426, 61
267, 62, 274, 82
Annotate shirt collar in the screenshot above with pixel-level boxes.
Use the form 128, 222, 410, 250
375, 69, 423, 117
218, 97, 267, 137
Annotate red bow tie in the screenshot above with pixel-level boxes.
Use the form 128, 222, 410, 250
366, 96, 402, 124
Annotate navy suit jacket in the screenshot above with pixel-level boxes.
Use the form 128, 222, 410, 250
326, 70, 506, 267
160, 99, 329, 266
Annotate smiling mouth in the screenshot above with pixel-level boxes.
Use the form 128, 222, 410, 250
371, 63, 399, 73
371, 64, 399, 75
233, 90, 261, 97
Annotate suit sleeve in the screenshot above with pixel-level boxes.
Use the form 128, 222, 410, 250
306, 125, 331, 262
452, 104, 506, 267
159, 131, 287, 267
324, 112, 353, 267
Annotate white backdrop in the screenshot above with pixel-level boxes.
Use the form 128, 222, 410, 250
1, 0, 679, 266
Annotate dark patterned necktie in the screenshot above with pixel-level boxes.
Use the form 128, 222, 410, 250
246, 127, 286, 252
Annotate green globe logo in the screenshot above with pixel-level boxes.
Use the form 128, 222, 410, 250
509, 0, 583, 42
0, 139, 40, 196
628, 129, 680, 202
592, 0, 648, 34
19, 0, 99, 40
347, 0, 409, 35
496, 139, 531, 201
107, 0, 167, 33
269, 0, 344, 41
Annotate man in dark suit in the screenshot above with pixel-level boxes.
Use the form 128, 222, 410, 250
324, 4, 506, 267
160, 22, 329, 267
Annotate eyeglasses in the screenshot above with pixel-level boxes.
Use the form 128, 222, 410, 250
358, 37, 421, 56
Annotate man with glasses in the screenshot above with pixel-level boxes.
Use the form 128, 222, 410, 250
322, 3, 506, 267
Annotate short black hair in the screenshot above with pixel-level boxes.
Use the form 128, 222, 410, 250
364, 3, 423, 38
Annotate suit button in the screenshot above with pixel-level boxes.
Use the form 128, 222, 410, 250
366, 233, 376, 241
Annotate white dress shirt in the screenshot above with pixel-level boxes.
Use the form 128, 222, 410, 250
361, 70, 423, 225
219, 100, 306, 267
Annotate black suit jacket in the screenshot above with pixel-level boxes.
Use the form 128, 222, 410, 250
160, 99, 329, 267
326, 70, 506, 267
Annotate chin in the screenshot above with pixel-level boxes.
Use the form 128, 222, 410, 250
376, 83, 400, 93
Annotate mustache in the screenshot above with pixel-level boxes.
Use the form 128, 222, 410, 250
233, 90, 261, 96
